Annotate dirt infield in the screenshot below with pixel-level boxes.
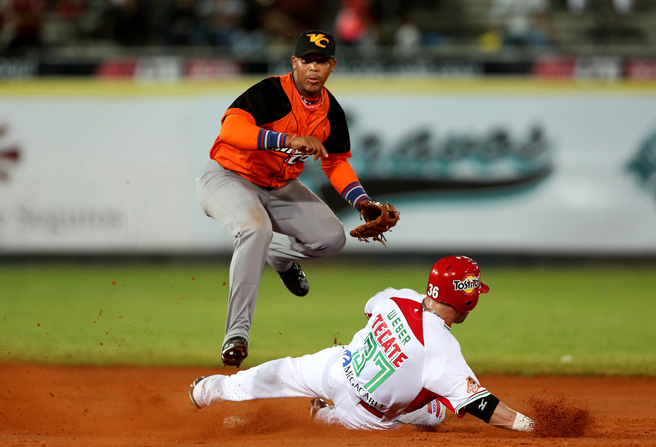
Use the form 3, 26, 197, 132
1, 364, 654, 447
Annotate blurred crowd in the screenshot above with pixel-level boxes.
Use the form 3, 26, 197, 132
0, 0, 654, 57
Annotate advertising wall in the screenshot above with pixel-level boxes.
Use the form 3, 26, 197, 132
1, 81, 655, 255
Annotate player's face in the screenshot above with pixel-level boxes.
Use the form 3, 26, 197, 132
292, 54, 336, 99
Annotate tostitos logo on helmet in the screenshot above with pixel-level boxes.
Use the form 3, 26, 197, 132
453, 274, 481, 296
426, 255, 490, 313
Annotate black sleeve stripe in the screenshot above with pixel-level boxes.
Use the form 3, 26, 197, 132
465, 394, 500, 423
323, 89, 351, 155
228, 77, 292, 127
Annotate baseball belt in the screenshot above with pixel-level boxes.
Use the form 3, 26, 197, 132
358, 400, 384, 418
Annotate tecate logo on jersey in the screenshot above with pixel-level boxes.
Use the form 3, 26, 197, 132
453, 275, 480, 295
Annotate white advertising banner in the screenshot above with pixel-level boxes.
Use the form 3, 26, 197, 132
1, 86, 655, 255
0, 98, 226, 253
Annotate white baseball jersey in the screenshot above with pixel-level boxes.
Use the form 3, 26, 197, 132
340, 287, 490, 421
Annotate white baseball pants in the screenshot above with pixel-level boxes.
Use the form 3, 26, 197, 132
191, 346, 446, 430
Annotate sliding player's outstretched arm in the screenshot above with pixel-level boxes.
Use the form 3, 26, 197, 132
466, 394, 535, 432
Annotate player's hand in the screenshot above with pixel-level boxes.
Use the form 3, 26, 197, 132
290, 136, 329, 161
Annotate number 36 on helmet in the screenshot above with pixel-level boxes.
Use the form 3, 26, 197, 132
426, 255, 490, 313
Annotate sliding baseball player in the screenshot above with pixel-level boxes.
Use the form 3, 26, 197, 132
188, 256, 534, 432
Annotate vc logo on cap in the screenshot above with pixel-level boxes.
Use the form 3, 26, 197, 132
307, 33, 330, 48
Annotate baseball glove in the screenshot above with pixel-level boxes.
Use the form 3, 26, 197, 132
350, 201, 400, 246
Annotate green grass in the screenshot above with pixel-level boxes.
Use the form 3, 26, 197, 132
1, 262, 654, 376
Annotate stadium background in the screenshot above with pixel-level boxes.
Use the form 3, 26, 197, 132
0, 1, 655, 446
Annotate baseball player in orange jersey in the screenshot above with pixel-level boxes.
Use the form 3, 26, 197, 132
189, 256, 535, 432
197, 30, 390, 367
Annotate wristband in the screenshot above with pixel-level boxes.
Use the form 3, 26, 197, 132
341, 182, 371, 210
466, 394, 499, 423
257, 129, 288, 150
512, 413, 535, 432
289, 135, 298, 146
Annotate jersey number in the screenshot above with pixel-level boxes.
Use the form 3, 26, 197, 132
365, 352, 395, 392
352, 332, 395, 393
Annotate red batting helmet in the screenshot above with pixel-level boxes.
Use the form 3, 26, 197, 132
426, 256, 490, 313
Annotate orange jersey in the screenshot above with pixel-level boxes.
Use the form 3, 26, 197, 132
211, 72, 352, 190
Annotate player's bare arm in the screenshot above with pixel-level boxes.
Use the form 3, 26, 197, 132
286, 135, 328, 161
487, 401, 515, 429
489, 401, 534, 432
466, 395, 534, 432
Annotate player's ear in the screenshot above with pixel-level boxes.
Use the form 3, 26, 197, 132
331, 59, 337, 72
291, 56, 297, 69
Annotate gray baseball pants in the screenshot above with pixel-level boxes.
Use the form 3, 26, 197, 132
196, 160, 346, 344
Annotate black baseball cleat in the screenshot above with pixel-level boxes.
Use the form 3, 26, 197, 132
277, 262, 309, 297
189, 376, 206, 409
221, 336, 248, 367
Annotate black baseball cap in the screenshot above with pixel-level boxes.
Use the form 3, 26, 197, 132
295, 30, 336, 59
